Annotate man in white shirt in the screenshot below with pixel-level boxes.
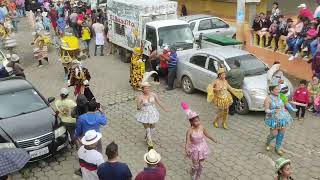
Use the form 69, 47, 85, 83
69, 11, 79, 37
78, 130, 104, 180
315, 2, 320, 18
91, 18, 105, 56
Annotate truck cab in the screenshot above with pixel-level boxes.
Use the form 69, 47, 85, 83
143, 20, 195, 56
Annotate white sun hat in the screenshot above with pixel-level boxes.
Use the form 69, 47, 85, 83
81, 130, 102, 146
298, 3, 306, 8
143, 149, 161, 165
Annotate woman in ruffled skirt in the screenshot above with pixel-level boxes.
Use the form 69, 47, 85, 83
207, 67, 243, 129
182, 102, 217, 180
264, 81, 297, 156
136, 81, 167, 147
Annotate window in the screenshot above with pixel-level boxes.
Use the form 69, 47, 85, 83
0, 89, 47, 119
211, 18, 228, 29
190, 55, 207, 68
146, 26, 157, 49
208, 58, 220, 73
198, 19, 213, 31
190, 22, 196, 31
114, 22, 125, 36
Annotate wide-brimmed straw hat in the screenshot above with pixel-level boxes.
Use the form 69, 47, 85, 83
275, 158, 291, 172
143, 149, 161, 165
81, 130, 102, 146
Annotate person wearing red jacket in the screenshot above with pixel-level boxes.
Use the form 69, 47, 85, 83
293, 80, 309, 120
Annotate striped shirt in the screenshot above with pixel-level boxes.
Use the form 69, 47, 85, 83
78, 146, 105, 180
168, 52, 178, 69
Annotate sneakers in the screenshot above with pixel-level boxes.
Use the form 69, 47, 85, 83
308, 106, 314, 112
288, 56, 295, 61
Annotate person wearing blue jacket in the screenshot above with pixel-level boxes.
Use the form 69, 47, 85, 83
75, 100, 107, 153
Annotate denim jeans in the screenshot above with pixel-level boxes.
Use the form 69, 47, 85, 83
18, 7, 26, 17
310, 39, 318, 57
167, 68, 176, 89
287, 37, 304, 55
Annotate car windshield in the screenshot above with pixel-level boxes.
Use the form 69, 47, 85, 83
158, 25, 194, 46
0, 89, 47, 119
225, 54, 268, 76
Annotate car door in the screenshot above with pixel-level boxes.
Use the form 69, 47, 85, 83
188, 54, 209, 90
194, 18, 213, 40
210, 18, 233, 37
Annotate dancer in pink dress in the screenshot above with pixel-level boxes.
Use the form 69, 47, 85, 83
181, 102, 217, 180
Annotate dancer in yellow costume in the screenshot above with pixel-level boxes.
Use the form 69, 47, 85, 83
129, 47, 145, 90
207, 67, 243, 129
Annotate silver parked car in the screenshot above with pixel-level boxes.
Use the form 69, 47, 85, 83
179, 14, 236, 40
176, 47, 293, 114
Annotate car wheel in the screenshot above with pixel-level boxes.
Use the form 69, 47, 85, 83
182, 76, 194, 94
235, 97, 249, 115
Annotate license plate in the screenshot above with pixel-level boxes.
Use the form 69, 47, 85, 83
29, 147, 49, 158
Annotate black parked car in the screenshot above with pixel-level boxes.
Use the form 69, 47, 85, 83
0, 77, 68, 161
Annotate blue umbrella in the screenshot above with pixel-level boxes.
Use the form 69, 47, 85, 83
0, 148, 30, 177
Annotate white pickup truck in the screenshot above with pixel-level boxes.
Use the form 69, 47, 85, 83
107, 0, 196, 62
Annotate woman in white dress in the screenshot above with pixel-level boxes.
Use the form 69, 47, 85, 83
136, 81, 167, 147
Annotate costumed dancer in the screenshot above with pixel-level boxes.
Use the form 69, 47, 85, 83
68, 60, 91, 97
32, 32, 49, 67
129, 47, 145, 90
136, 72, 167, 148
264, 80, 297, 156
207, 67, 243, 129
182, 102, 217, 180
275, 158, 294, 180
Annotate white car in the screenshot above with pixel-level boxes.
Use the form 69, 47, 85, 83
179, 14, 236, 40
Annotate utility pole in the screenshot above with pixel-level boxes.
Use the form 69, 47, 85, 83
236, 0, 246, 43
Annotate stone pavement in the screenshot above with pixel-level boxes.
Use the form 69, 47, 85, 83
7, 19, 320, 180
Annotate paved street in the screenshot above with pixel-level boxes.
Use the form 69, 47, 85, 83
7, 19, 320, 180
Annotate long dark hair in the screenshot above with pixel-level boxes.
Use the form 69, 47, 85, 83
277, 163, 294, 180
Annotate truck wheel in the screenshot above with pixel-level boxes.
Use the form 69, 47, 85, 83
182, 76, 194, 94
235, 97, 249, 115
119, 48, 130, 63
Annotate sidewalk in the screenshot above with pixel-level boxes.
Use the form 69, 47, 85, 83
224, 19, 312, 81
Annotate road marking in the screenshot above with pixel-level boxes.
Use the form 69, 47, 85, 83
256, 152, 275, 167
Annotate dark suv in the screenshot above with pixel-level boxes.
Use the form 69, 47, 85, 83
0, 77, 68, 161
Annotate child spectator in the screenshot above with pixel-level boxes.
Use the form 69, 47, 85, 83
293, 80, 309, 120
288, 17, 310, 61
298, 3, 313, 21
308, 75, 320, 112
314, 95, 320, 115
302, 21, 318, 58
270, 2, 281, 22
266, 20, 279, 49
